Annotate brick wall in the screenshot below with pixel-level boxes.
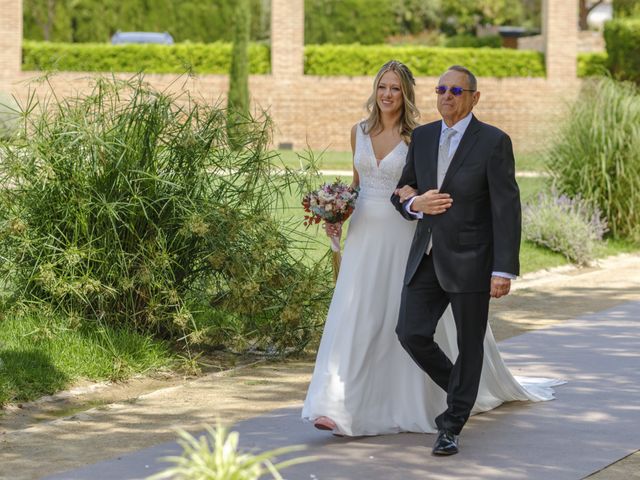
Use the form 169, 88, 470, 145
4, 71, 579, 153
1, 0, 580, 153
0, 0, 22, 76
267, 75, 580, 153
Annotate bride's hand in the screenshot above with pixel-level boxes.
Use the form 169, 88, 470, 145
395, 185, 418, 203
324, 222, 343, 238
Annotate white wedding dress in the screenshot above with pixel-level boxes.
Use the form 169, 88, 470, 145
301, 124, 564, 436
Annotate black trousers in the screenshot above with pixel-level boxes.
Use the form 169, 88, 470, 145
396, 253, 490, 435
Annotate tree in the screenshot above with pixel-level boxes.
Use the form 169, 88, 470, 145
23, 0, 72, 41
228, 0, 250, 116
391, 0, 442, 35
613, 0, 640, 17
521, 0, 542, 30
24, 0, 269, 43
227, 0, 251, 146
579, 1, 606, 30
37, 0, 56, 40
442, 0, 524, 35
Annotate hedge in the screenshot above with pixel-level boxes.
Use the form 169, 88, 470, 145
578, 52, 609, 77
304, 44, 545, 77
604, 18, 640, 84
22, 41, 271, 74
23, 41, 606, 79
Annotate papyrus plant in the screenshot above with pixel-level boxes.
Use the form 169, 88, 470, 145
0, 75, 331, 353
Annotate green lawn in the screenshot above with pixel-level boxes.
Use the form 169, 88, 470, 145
278, 149, 353, 171
0, 313, 173, 406
515, 151, 547, 172
520, 237, 639, 274
278, 149, 549, 173
519, 176, 549, 202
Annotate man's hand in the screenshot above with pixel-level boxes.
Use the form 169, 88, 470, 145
394, 185, 418, 203
490, 276, 511, 298
410, 189, 452, 215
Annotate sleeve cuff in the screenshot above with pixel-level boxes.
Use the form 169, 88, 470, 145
492, 271, 516, 280
405, 197, 423, 219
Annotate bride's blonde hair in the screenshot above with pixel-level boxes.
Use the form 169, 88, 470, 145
363, 60, 420, 144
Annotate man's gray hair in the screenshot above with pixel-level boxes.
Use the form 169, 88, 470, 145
447, 65, 477, 91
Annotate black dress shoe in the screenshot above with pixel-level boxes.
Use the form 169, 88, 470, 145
432, 429, 459, 456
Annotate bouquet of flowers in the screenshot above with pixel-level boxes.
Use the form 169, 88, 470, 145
302, 179, 358, 281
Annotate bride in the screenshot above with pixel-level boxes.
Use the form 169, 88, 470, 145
301, 60, 562, 437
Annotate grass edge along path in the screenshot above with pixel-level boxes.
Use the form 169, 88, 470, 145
0, 313, 173, 406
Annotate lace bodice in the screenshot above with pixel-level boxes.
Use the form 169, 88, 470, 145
354, 123, 408, 199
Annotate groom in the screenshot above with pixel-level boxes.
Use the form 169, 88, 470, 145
390, 65, 521, 455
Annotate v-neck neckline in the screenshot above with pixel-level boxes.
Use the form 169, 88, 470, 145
368, 134, 403, 168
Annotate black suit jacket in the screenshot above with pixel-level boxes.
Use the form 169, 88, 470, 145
391, 115, 521, 293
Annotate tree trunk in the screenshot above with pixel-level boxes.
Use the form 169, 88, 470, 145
44, 0, 56, 41
227, 0, 251, 149
580, 0, 605, 30
228, 0, 251, 116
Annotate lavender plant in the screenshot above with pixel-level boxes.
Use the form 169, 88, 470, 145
523, 189, 608, 266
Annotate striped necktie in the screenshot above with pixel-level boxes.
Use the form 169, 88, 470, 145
437, 128, 457, 189
427, 127, 457, 255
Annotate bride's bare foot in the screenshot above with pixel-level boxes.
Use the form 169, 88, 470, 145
313, 416, 337, 431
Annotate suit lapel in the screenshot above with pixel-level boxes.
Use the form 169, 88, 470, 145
440, 115, 481, 191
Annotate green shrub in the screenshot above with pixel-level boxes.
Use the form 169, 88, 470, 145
304, 44, 545, 77
613, 0, 640, 17
24, 0, 270, 43
305, 0, 398, 44
443, 34, 502, 48
523, 190, 607, 265
578, 52, 609, 77
22, 40, 270, 74
0, 75, 331, 353
546, 77, 640, 241
604, 18, 640, 84
441, 1, 524, 35
392, 0, 442, 35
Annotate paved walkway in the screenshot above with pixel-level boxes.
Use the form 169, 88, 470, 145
42, 301, 640, 480
2, 254, 640, 480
